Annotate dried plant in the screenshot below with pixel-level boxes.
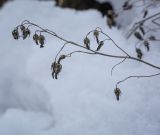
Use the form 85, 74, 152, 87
121, 0, 160, 60
12, 20, 160, 101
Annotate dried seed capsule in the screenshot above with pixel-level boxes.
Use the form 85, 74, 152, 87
93, 30, 99, 44
143, 10, 148, 18
134, 32, 143, 40
22, 30, 28, 40
55, 63, 62, 79
114, 88, 121, 101
20, 25, 25, 32
12, 28, 19, 40
149, 35, 156, 41
51, 62, 56, 79
136, 48, 143, 59
96, 41, 104, 51
144, 40, 150, 51
33, 34, 39, 45
25, 28, 31, 37
39, 35, 45, 48
51, 62, 62, 79
84, 37, 90, 49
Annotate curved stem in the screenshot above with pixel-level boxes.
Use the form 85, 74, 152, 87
116, 72, 160, 87
111, 58, 127, 76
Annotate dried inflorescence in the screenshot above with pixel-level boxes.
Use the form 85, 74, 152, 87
93, 29, 99, 44
33, 33, 45, 48
51, 61, 62, 79
126, 1, 160, 60
136, 48, 143, 59
12, 24, 46, 48
144, 40, 150, 51
84, 37, 90, 49
114, 87, 121, 101
51, 55, 66, 79
83, 28, 106, 51
12, 20, 160, 101
12, 27, 19, 40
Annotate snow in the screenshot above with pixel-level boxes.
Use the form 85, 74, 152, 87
0, 0, 160, 135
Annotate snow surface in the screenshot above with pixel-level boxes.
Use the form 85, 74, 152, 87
0, 0, 160, 135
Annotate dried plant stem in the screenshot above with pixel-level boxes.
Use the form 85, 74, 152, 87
14, 20, 160, 93
116, 72, 160, 88
22, 20, 160, 70
127, 12, 160, 38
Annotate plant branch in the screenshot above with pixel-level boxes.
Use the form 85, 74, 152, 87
116, 72, 160, 87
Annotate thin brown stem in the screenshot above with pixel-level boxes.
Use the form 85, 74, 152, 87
116, 72, 160, 87
111, 58, 127, 76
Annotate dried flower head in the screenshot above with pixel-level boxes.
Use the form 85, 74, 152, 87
39, 35, 45, 48
51, 61, 62, 79
134, 32, 143, 40
144, 40, 150, 51
33, 33, 39, 45
93, 30, 99, 44
114, 87, 121, 101
20, 25, 25, 32
25, 28, 31, 37
84, 37, 90, 49
136, 48, 143, 59
22, 28, 30, 40
12, 27, 19, 40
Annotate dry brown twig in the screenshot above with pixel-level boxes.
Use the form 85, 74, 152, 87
12, 20, 160, 101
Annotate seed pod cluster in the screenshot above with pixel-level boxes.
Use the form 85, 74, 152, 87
12, 24, 46, 48
84, 37, 90, 49
12, 25, 31, 40
19, 25, 31, 40
51, 61, 62, 79
114, 87, 121, 101
51, 54, 66, 79
136, 48, 143, 59
33, 33, 45, 48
